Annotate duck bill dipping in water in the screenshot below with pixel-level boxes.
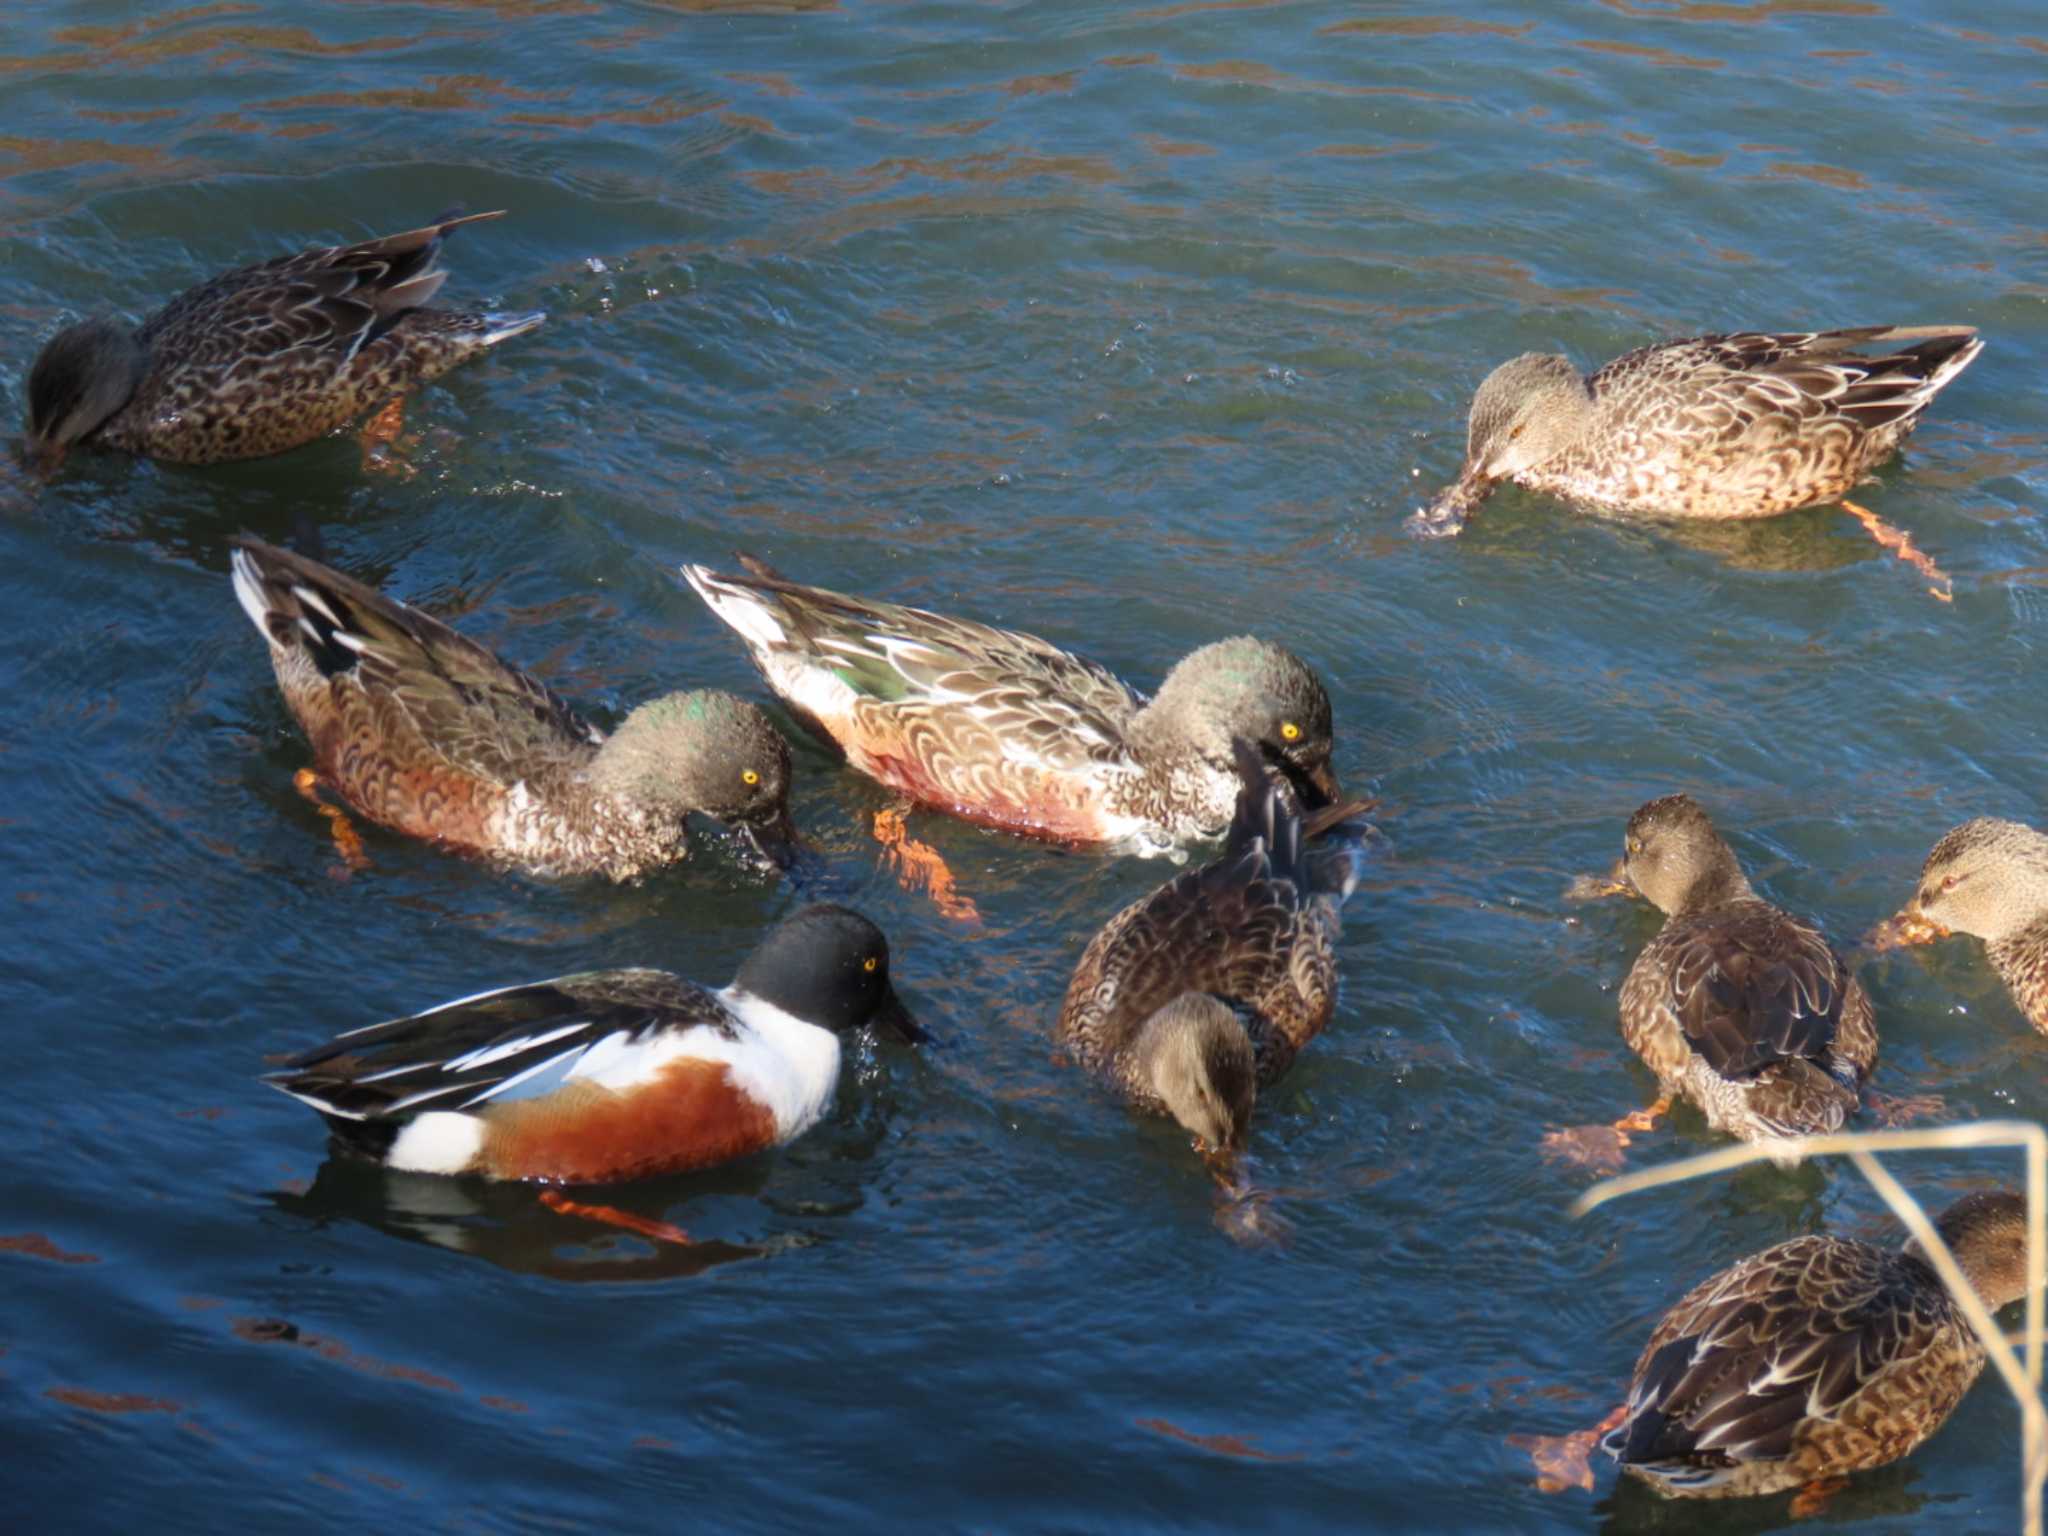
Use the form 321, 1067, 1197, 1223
1409, 325, 1983, 564
22, 208, 543, 476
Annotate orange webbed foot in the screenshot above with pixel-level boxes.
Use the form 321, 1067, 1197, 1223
1839, 497, 1952, 603
538, 1189, 693, 1246
1541, 1096, 1672, 1175
873, 807, 980, 924
1864, 1088, 1946, 1128
1789, 1473, 1849, 1518
294, 768, 369, 879
1614, 1095, 1672, 1134
1512, 1404, 1625, 1494
359, 397, 418, 478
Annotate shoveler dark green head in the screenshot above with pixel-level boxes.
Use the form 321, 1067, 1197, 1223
1137, 635, 1339, 807
24, 318, 147, 475
590, 689, 798, 869
732, 904, 925, 1042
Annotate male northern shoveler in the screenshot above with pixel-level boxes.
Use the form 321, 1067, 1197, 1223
1057, 744, 1366, 1151
231, 537, 797, 880
1415, 325, 1982, 536
267, 904, 924, 1183
23, 209, 542, 473
1583, 794, 1877, 1159
681, 554, 1346, 856
1871, 817, 2048, 1034
1599, 1190, 2027, 1500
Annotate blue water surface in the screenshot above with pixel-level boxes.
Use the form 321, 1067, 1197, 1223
2, 1, 2045, 1531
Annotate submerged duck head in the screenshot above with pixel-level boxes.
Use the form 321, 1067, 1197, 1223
1905, 1190, 2030, 1310
732, 903, 926, 1042
1620, 793, 1754, 917
1414, 352, 1591, 536
23, 318, 147, 476
591, 689, 798, 869
1133, 993, 1256, 1153
1875, 818, 2048, 950
1139, 636, 1338, 808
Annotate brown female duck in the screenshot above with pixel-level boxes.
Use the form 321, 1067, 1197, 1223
24, 209, 542, 473
1872, 817, 2048, 1033
1594, 794, 1877, 1158
231, 538, 795, 880
1601, 1191, 2027, 1500
1056, 745, 1365, 1152
1417, 324, 1981, 536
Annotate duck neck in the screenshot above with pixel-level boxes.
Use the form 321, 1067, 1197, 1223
1671, 860, 1754, 918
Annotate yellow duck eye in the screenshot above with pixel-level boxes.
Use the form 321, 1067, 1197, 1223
1279, 721, 1301, 742
862, 956, 879, 973
742, 769, 760, 786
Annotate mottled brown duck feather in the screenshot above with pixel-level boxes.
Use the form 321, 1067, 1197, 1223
683, 557, 1345, 851
25, 209, 543, 467
231, 538, 794, 881
1600, 1192, 2028, 1498
1613, 795, 1875, 1147
1058, 745, 1359, 1106
1424, 324, 1981, 530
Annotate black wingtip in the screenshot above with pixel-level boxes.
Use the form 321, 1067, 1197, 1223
1224, 739, 1298, 877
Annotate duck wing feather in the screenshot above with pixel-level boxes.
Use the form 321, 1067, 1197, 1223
268, 968, 734, 1121
232, 536, 599, 785
1603, 1236, 1957, 1475
1660, 902, 1849, 1082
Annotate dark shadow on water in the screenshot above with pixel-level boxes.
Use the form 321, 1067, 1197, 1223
1594, 1457, 1934, 1533
1459, 492, 1884, 576
268, 1154, 802, 1283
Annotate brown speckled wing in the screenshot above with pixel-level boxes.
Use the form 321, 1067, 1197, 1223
1988, 917, 2048, 1035
139, 214, 478, 369
1610, 1236, 1967, 1479
236, 538, 596, 793
1655, 903, 1852, 1083
699, 565, 1142, 832
113, 212, 525, 462
1060, 819, 1338, 1089
760, 576, 1137, 750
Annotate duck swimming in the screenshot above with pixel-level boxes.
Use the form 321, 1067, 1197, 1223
23, 208, 542, 473
268, 904, 923, 1183
683, 553, 1346, 856
1583, 794, 1876, 1159
1601, 1190, 2027, 1501
1417, 324, 1981, 536
1871, 817, 2048, 1034
232, 538, 796, 880
1057, 744, 1366, 1152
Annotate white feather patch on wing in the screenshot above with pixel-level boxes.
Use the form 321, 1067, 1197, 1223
229, 550, 273, 636
764, 651, 860, 727
290, 583, 346, 631
444, 1021, 588, 1074
687, 570, 788, 650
